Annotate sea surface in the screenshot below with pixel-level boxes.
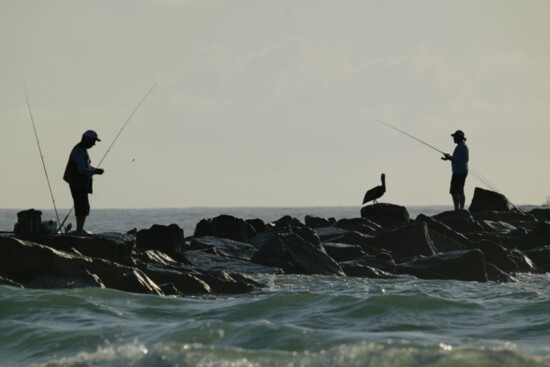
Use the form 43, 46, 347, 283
1, 207, 549, 367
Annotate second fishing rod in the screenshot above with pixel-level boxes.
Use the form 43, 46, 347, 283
372, 117, 520, 211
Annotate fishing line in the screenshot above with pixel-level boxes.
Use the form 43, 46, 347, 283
372, 117, 523, 212
24, 84, 62, 229
58, 82, 158, 232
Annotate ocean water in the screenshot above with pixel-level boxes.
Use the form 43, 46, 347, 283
1, 207, 549, 367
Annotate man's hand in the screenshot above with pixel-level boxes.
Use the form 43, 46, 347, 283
95, 168, 105, 175
441, 153, 452, 161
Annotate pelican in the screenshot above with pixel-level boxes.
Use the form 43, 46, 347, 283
362, 173, 386, 205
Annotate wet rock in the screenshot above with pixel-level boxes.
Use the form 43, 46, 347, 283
191, 236, 258, 261
322, 231, 377, 251
472, 211, 536, 223
469, 187, 516, 213
0, 276, 23, 288
372, 222, 437, 260
416, 214, 472, 252
475, 240, 523, 273
339, 255, 396, 274
485, 263, 516, 283
27, 273, 105, 289
396, 249, 488, 282
0, 235, 163, 295
136, 224, 185, 258
194, 215, 256, 242
246, 218, 268, 234
340, 261, 395, 278
478, 220, 518, 234
250, 226, 322, 250
360, 203, 410, 228
333, 218, 382, 235
313, 226, 351, 241
140, 264, 211, 295
184, 249, 281, 274
14, 232, 135, 262
251, 232, 344, 276
525, 222, 550, 250
527, 208, 550, 222
432, 209, 483, 234
322, 242, 366, 262
524, 246, 550, 273
193, 271, 260, 294
305, 215, 336, 228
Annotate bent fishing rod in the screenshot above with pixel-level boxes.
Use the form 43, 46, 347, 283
372, 117, 522, 211
24, 84, 62, 228
58, 82, 158, 232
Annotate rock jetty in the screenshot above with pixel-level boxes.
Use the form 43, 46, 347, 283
1, 187, 549, 296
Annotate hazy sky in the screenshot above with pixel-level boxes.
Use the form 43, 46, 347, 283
1, 0, 549, 209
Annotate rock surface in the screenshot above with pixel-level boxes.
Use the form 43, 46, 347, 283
1, 187, 547, 296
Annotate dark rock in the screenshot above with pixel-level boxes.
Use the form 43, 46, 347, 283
194, 215, 256, 242
333, 218, 382, 235
251, 232, 344, 276
193, 271, 259, 294
0, 236, 163, 295
340, 262, 395, 278
432, 209, 483, 233
246, 219, 267, 234
0, 276, 23, 288
15, 232, 135, 262
525, 222, 550, 250
360, 203, 410, 228
305, 215, 336, 228
472, 211, 536, 223
475, 240, 523, 273
469, 187, 515, 213
524, 246, 550, 273
372, 222, 437, 260
191, 236, 258, 261
528, 208, 550, 222
27, 273, 105, 289
313, 226, 351, 241
322, 243, 366, 262
271, 215, 304, 228
141, 264, 211, 295
340, 255, 396, 274
184, 249, 281, 274
322, 231, 377, 251
416, 214, 472, 251
136, 224, 184, 257
485, 263, 516, 283
396, 249, 488, 282
250, 226, 322, 250
478, 220, 518, 234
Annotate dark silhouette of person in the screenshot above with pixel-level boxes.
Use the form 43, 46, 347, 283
442, 130, 469, 210
63, 130, 104, 234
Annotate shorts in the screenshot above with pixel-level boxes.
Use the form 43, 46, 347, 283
450, 173, 468, 196
70, 185, 90, 216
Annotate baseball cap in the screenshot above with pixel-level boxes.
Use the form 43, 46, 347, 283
83, 130, 101, 141
451, 130, 465, 138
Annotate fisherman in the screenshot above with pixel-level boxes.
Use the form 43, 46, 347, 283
63, 130, 104, 234
442, 130, 469, 210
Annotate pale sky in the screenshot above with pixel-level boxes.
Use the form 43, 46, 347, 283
1, 0, 549, 209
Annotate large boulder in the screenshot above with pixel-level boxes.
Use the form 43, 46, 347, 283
339, 255, 396, 274
0, 236, 163, 295
416, 214, 472, 251
527, 208, 550, 222
18, 232, 135, 262
396, 249, 488, 282
251, 232, 344, 275
194, 215, 256, 242
305, 215, 336, 228
469, 187, 515, 213
372, 222, 437, 260
360, 203, 410, 228
524, 246, 550, 273
475, 240, 525, 273
525, 222, 550, 250
136, 224, 185, 257
322, 242, 365, 262
432, 209, 483, 233
190, 236, 258, 261
332, 218, 382, 236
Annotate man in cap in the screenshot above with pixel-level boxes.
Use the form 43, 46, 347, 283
442, 130, 469, 210
63, 130, 104, 234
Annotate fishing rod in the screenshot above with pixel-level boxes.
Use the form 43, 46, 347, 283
373, 117, 523, 212
374, 118, 447, 156
24, 84, 62, 230
58, 82, 158, 232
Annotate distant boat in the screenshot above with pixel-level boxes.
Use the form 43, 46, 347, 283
545, 196, 550, 206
